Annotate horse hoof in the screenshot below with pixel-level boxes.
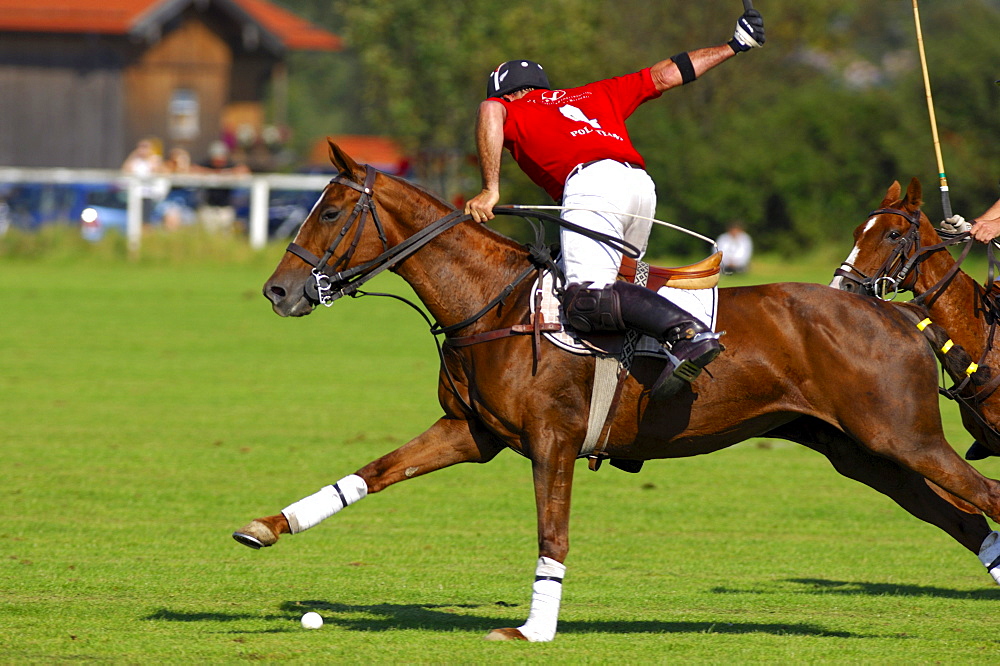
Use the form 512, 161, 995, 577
232, 520, 279, 549
484, 627, 528, 641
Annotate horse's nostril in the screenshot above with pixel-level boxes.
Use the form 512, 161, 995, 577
265, 284, 286, 303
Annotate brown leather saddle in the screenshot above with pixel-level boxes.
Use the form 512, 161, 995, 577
619, 252, 723, 290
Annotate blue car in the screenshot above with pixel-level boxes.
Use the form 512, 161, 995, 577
79, 188, 129, 241
0, 180, 318, 242
0, 182, 119, 231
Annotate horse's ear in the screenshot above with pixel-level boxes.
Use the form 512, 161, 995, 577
327, 138, 362, 178
903, 177, 923, 211
880, 181, 902, 208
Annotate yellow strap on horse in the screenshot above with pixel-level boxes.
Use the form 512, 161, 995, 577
941, 339, 954, 354
966, 362, 979, 376
916, 317, 932, 331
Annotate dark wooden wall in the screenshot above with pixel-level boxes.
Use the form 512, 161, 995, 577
0, 35, 128, 168
0, 10, 276, 169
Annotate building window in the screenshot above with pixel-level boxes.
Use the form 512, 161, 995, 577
169, 89, 200, 142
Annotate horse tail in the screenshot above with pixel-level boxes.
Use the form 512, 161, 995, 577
891, 302, 984, 385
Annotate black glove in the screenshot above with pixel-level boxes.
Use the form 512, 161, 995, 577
729, 9, 765, 53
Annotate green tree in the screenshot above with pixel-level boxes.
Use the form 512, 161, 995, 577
271, 0, 1000, 255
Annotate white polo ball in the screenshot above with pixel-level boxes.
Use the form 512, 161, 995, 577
300, 611, 323, 629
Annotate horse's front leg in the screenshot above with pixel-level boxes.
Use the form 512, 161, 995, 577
486, 436, 577, 642
233, 417, 501, 548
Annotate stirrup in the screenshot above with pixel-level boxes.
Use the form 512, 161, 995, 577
651, 360, 703, 399
672, 359, 702, 383
651, 339, 724, 399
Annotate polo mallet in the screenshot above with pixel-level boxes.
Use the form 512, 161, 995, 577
912, 0, 953, 218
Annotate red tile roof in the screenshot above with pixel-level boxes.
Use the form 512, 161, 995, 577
311, 136, 411, 174
0, 0, 154, 33
0, 0, 341, 51
231, 0, 342, 52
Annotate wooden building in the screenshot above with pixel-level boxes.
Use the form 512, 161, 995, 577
0, 0, 341, 168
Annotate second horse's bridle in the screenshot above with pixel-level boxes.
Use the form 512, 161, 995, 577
834, 206, 971, 306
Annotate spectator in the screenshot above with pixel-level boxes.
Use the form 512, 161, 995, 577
157, 148, 198, 230
197, 140, 250, 233
717, 223, 753, 274
121, 137, 168, 222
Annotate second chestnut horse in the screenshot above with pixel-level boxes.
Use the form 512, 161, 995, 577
831, 178, 1000, 461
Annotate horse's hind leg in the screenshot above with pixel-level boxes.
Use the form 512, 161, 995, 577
233, 417, 502, 548
772, 420, 1000, 583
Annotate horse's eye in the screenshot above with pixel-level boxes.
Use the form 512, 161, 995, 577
320, 208, 342, 223
887, 230, 902, 241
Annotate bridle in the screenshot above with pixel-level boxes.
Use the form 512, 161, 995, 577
833, 206, 971, 306
285, 165, 470, 307
287, 166, 384, 305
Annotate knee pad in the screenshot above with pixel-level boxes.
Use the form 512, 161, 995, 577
562, 282, 625, 333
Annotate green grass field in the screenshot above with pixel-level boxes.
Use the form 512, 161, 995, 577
2, 233, 999, 662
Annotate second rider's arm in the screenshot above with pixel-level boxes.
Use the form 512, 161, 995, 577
970, 197, 1000, 243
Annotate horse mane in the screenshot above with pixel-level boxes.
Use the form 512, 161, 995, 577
383, 170, 459, 212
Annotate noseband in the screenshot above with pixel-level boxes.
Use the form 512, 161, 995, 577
834, 207, 924, 300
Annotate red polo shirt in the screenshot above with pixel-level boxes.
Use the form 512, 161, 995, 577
496, 68, 662, 200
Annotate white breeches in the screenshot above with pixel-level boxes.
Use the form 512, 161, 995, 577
560, 160, 656, 289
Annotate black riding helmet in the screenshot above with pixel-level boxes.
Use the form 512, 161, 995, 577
487, 60, 551, 98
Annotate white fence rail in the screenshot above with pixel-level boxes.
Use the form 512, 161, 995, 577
0, 167, 331, 253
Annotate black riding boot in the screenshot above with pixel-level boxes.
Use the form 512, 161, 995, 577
563, 281, 723, 397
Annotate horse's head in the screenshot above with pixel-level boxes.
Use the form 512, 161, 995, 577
830, 177, 939, 300
263, 140, 394, 316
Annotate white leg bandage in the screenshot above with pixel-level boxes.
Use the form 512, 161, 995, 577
517, 556, 566, 642
281, 474, 368, 534
978, 531, 1000, 585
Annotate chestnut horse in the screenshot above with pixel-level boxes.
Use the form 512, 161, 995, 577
830, 178, 1000, 461
235, 144, 1000, 642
